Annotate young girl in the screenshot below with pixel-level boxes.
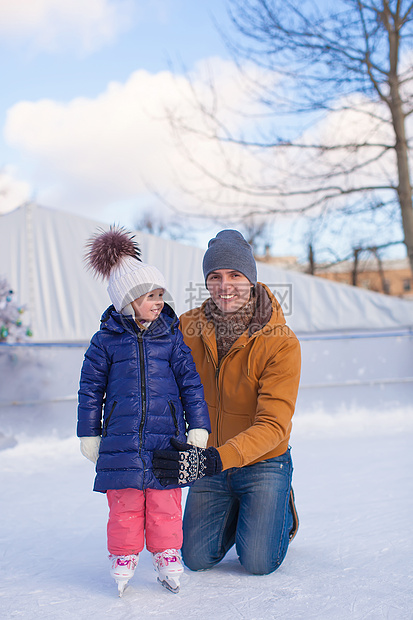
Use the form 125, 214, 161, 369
77, 227, 210, 595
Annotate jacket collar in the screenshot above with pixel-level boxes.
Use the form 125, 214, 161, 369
100, 303, 178, 337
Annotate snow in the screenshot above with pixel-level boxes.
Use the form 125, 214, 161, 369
1, 337, 412, 619
1, 403, 412, 620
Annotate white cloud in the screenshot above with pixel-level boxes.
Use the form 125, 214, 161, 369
0, 0, 133, 54
4, 58, 265, 218
3, 57, 405, 226
0, 167, 32, 214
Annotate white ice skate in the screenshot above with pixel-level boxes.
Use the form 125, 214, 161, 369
109, 554, 139, 596
152, 549, 184, 593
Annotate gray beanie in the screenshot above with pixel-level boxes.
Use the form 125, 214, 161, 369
203, 230, 257, 285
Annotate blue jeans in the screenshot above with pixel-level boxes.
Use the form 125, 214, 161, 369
182, 449, 294, 575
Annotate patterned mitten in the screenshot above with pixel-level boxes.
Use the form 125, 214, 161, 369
153, 438, 222, 486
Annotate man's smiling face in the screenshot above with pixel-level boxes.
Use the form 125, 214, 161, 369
206, 269, 252, 313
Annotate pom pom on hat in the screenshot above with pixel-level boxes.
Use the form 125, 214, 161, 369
85, 226, 166, 313
85, 226, 141, 279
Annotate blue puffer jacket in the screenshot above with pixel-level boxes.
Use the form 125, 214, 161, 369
77, 304, 211, 492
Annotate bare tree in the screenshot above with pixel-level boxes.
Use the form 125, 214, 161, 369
351, 246, 389, 292
239, 215, 272, 254
313, 238, 401, 292
307, 243, 315, 275
352, 247, 362, 287
135, 209, 195, 243
168, 0, 413, 274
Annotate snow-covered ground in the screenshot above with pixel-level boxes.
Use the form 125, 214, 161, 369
1, 402, 412, 620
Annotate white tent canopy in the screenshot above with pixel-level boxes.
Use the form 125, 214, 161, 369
1, 203, 412, 342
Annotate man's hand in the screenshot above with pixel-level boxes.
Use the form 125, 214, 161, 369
153, 438, 222, 486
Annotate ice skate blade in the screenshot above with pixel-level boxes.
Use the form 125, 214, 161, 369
117, 580, 129, 597
157, 576, 180, 593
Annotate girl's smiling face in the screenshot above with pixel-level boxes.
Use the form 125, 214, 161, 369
131, 288, 164, 322
206, 269, 252, 313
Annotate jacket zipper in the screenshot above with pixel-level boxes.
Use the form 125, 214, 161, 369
210, 343, 245, 446
215, 366, 221, 445
102, 400, 117, 437
136, 332, 147, 457
168, 401, 180, 437
203, 340, 221, 445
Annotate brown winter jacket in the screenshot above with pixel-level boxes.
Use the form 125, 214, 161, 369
179, 283, 301, 471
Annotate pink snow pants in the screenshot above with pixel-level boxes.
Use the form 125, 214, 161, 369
106, 488, 182, 555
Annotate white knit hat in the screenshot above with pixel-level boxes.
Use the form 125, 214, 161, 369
85, 226, 166, 313
108, 255, 166, 312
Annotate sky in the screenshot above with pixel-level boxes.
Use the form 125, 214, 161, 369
0, 1, 237, 242
0, 0, 409, 261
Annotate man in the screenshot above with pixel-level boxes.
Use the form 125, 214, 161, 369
154, 230, 301, 575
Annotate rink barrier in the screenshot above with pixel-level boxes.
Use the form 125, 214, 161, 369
0, 326, 412, 347
2, 377, 413, 407
0, 342, 90, 347
296, 327, 413, 341
297, 327, 413, 389
1, 328, 412, 406
300, 376, 413, 389
0, 396, 77, 407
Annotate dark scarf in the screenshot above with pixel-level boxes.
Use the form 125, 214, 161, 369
205, 295, 256, 365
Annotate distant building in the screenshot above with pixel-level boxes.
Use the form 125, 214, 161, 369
255, 246, 302, 271
256, 253, 413, 300
313, 257, 412, 299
